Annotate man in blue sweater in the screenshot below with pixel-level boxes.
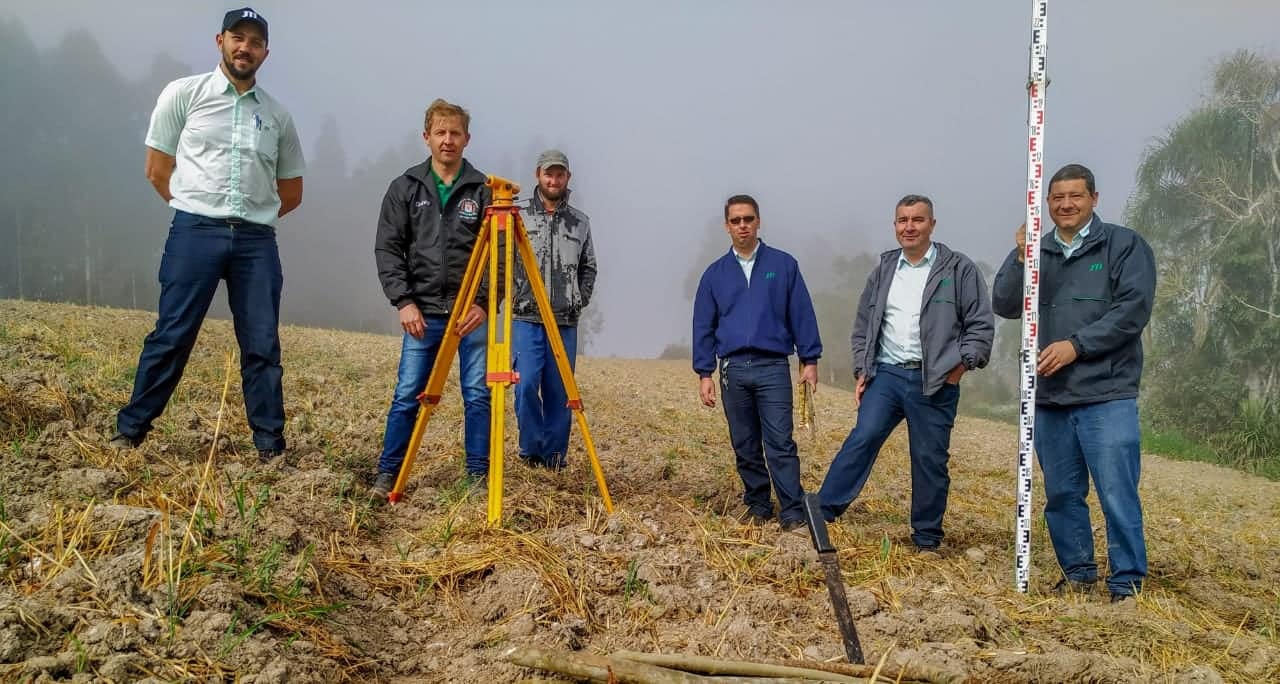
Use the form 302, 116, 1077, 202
693, 194, 822, 531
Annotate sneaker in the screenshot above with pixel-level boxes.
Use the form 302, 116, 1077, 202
546, 453, 567, 471
1052, 577, 1098, 595
370, 471, 397, 499
108, 433, 142, 450
913, 542, 942, 554
780, 518, 808, 533
257, 449, 284, 465
464, 472, 488, 491
1110, 592, 1134, 604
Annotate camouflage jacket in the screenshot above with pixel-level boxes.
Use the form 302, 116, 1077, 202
513, 189, 597, 326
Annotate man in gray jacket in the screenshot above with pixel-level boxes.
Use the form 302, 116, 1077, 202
511, 149, 597, 470
818, 195, 994, 550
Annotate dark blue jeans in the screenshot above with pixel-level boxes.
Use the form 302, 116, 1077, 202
117, 211, 285, 451
720, 353, 805, 523
818, 363, 959, 548
512, 320, 577, 468
377, 318, 489, 477
1035, 398, 1146, 596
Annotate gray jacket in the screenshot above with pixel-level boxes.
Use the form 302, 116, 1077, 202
512, 189, 597, 326
852, 242, 995, 395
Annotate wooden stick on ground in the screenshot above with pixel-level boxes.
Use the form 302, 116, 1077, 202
502, 646, 844, 683
613, 651, 962, 684
613, 651, 865, 683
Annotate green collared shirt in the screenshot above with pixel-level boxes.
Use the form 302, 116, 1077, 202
145, 67, 306, 227
430, 164, 462, 208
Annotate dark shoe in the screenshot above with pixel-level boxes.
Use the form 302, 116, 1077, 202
546, 453, 566, 471
519, 454, 545, 469
109, 432, 143, 450
913, 542, 942, 554
1110, 592, 1134, 604
735, 507, 772, 525
257, 449, 284, 465
464, 472, 488, 491
371, 471, 397, 499
1053, 577, 1098, 595
780, 518, 808, 533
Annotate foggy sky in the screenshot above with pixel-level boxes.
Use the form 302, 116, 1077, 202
8, 1, 1279, 356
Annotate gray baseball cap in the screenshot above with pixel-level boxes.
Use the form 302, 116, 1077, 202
536, 149, 569, 171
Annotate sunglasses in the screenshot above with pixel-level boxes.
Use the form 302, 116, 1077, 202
728, 215, 758, 226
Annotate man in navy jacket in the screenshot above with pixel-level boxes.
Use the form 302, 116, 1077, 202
693, 194, 822, 530
992, 164, 1156, 602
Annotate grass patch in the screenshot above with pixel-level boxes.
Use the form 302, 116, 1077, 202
1143, 425, 1280, 481
958, 401, 1018, 424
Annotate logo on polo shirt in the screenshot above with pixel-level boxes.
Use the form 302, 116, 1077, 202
1089, 262, 1104, 272
458, 198, 480, 222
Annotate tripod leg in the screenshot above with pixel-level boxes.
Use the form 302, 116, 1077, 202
486, 208, 518, 524
512, 215, 614, 514
389, 228, 490, 503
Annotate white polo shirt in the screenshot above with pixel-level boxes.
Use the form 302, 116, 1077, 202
145, 67, 306, 226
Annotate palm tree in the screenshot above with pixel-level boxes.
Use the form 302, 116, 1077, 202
1128, 50, 1280, 409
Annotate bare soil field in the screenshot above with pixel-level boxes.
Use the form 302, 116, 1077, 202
0, 300, 1276, 682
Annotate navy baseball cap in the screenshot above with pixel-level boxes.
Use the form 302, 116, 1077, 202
222, 8, 268, 43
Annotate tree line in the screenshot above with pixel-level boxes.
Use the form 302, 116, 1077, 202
668, 51, 1280, 477
0, 19, 604, 352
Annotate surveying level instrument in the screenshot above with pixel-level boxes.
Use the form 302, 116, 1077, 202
386, 176, 615, 525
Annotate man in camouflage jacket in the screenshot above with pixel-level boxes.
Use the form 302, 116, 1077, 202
510, 149, 597, 469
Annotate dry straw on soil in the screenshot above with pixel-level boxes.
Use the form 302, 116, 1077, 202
0, 299, 1277, 682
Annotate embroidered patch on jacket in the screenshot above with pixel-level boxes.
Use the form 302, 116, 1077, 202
458, 198, 480, 222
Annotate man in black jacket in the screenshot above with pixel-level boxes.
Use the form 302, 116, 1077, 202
992, 163, 1156, 602
371, 99, 492, 498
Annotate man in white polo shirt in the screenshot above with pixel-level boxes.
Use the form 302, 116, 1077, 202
111, 7, 306, 464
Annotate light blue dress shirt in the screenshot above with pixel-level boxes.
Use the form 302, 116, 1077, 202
876, 244, 937, 365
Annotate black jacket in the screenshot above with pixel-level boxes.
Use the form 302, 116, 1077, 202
992, 215, 1156, 407
374, 158, 492, 315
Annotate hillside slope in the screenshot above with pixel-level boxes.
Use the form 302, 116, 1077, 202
0, 300, 1276, 683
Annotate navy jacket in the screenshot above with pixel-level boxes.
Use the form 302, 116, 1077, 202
692, 241, 822, 377
991, 215, 1156, 407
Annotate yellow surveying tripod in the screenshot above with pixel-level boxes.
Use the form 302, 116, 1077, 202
386, 176, 615, 525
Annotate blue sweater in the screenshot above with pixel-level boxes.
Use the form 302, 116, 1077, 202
692, 242, 823, 377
